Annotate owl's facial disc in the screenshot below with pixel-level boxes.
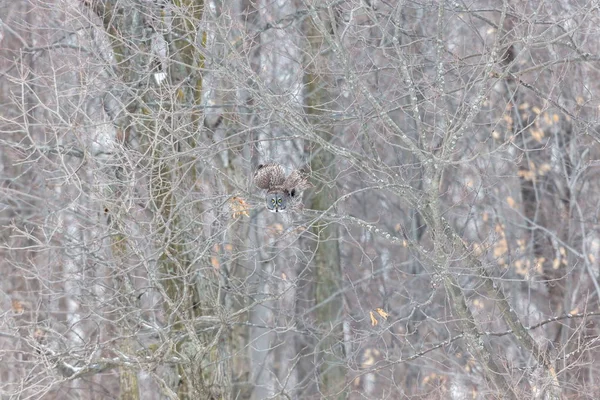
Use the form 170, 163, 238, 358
266, 193, 286, 212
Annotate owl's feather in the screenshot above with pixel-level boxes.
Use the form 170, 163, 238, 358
283, 167, 312, 195
253, 163, 286, 189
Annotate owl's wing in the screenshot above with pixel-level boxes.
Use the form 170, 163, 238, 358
253, 163, 286, 189
283, 166, 312, 195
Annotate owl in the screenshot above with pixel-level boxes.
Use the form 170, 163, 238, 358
253, 163, 312, 212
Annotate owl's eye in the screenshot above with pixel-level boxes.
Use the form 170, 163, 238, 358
271, 198, 276, 204
278, 198, 282, 204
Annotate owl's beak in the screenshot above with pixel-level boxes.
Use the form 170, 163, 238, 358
267, 203, 285, 213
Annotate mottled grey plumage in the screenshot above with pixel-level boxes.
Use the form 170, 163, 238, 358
254, 163, 311, 212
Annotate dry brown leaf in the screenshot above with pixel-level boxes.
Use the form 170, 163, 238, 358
531, 128, 544, 142
11, 299, 25, 314
506, 196, 516, 208
535, 257, 545, 274
369, 311, 378, 326
33, 328, 45, 341
514, 260, 527, 277
493, 238, 508, 258
230, 196, 250, 218
538, 163, 551, 175
375, 308, 389, 320
518, 169, 535, 181
267, 223, 284, 236
552, 258, 561, 270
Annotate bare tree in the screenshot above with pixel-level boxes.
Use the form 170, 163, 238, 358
2, 0, 600, 399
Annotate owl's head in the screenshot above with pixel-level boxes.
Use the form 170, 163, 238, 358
266, 192, 287, 212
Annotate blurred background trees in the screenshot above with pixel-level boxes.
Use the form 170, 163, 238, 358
1, 0, 600, 398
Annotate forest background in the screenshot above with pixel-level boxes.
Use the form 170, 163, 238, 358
1, 0, 600, 399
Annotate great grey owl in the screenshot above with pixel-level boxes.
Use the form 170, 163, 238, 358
253, 163, 311, 212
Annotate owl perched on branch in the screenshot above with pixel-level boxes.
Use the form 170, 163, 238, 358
253, 163, 312, 212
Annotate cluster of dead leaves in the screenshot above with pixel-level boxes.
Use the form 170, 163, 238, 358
369, 308, 389, 326
229, 196, 250, 218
